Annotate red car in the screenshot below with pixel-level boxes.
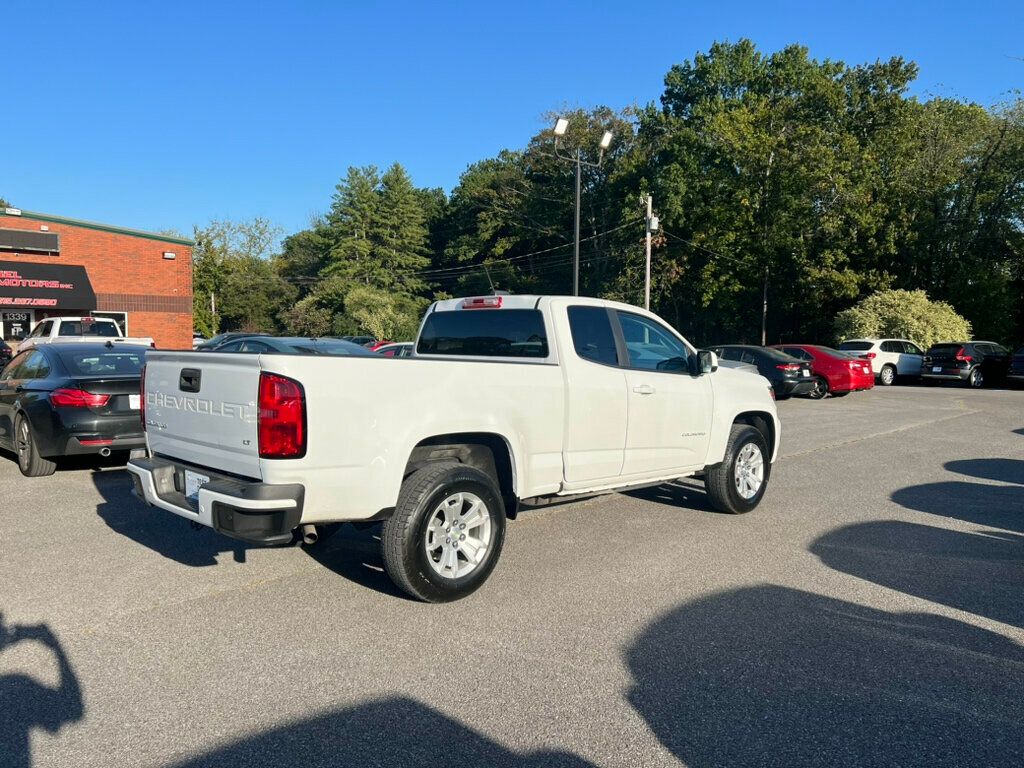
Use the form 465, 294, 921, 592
770, 344, 874, 399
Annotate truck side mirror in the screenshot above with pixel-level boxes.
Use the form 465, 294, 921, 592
697, 349, 718, 375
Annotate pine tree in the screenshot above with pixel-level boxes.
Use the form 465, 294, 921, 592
325, 166, 382, 285
377, 163, 431, 294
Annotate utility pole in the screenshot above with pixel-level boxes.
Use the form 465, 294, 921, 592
210, 292, 218, 335
761, 267, 768, 346
644, 195, 654, 310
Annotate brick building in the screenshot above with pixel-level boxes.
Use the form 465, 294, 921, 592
0, 207, 193, 348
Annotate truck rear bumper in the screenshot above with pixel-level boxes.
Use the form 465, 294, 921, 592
126, 456, 304, 546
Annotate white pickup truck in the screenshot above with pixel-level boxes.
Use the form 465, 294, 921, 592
18, 316, 154, 351
127, 295, 779, 601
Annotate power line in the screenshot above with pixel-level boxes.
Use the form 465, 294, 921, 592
660, 228, 755, 268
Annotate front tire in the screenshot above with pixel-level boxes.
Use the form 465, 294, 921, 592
705, 424, 771, 514
879, 364, 896, 386
15, 414, 56, 477
382, 463, 506, 602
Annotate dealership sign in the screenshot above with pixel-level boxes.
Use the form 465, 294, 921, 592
0, 260, 96, 308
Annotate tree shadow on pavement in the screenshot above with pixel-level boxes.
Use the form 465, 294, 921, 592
169, 696, 594, 768
944, 457, 1024, 485
891, 466, 1024, 535
92, 469, 253, 567
626, 585, 1024, 768
811, 520, 1024, 628
0, 614, 83, 768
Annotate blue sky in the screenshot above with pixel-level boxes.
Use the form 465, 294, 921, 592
4, 1, 1021, 239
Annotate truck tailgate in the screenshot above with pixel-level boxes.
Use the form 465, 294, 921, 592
143, 352, 262, 479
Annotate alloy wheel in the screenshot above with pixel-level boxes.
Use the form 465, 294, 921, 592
734, 443, 765, 500
16, 419, 30, 471
424, 491, 493, 579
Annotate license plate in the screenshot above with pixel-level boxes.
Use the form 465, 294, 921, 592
184, 470, 210, 501
932, 366, 942, 373
129, 394, 141, 410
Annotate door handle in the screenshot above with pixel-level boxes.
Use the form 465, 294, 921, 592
632, 384, 656, 395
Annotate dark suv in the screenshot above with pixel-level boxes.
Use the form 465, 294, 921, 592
921, 341, 1011, 388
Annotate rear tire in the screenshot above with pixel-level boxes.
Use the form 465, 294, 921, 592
382, 462, 506, 602
705, 424, 771, 515
968, 367, 984, 388
806, 376, 828, 400
15, 414, 56, 478
879, 364, 896, 386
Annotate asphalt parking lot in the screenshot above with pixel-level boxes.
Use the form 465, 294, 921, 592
2, 384, 1023, 768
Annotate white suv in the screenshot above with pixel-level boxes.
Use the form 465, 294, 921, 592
837, 338, 924, 385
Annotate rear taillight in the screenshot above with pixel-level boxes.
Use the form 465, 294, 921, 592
865, 352, 877, 359
258, 372, 306, 459
955, 347, 972, 362
50, 388, 111, 408
776, 364, 800, 372
140, 363, 146, 431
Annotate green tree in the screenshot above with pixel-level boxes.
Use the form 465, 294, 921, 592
324, 166, 382, 287
344, 285, 428, 340
192, 218, 295, 336
376, 163, 431, 294
834, 289, 972, 350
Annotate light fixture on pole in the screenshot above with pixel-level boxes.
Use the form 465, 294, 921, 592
543, 116, 614, 296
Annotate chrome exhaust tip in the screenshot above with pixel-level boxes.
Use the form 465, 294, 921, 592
99, 447, 112, 457
301, 524, 318, 545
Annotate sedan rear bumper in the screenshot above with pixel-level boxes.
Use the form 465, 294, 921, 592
829, 372, 875, 393
127, 456, 304, 546
62, 434, 145, 456
776, 378, 815, 397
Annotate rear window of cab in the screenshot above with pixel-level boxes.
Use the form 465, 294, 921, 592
417, 309, 549, 358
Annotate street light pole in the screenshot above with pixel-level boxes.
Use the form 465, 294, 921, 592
573, 150, 582, 297
545, 118, 613, 297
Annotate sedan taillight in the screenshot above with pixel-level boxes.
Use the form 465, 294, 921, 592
50, 388, 111, 408
776, 364, 800, 372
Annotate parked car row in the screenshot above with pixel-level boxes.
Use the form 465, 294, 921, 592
712, 337, 1024, 398
711, 344, 874, 400
2, 322, 1021, 481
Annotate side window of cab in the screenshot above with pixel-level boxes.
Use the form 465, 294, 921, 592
616, 311, 690, 373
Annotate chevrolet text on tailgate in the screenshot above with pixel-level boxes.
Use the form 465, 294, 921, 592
128, 295, 780, 602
